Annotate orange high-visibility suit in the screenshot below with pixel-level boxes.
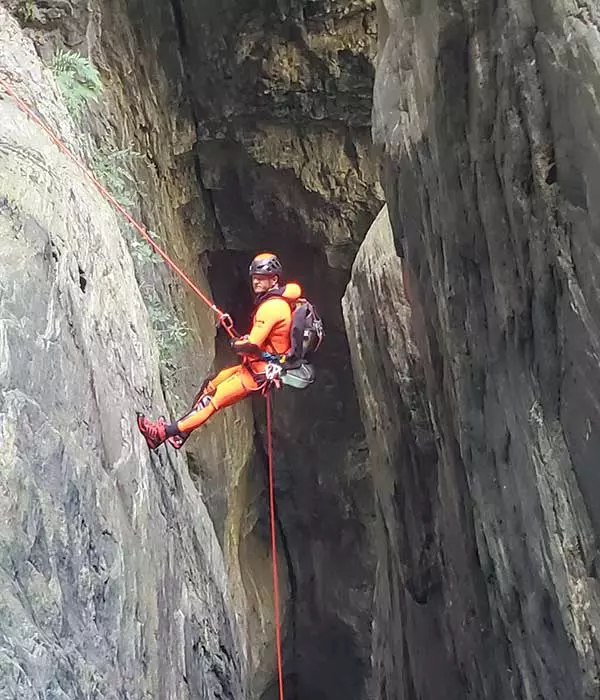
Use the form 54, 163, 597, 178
177, 283, 301, 433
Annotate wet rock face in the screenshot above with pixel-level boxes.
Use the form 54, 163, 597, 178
346, 1, 600, 698
0, 10, 244, 698
174, 0, 382, 268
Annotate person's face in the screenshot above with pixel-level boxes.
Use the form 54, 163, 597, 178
252, 274, 278, 295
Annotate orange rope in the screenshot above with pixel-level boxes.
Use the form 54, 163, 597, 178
266, 392, 285, 700
0, 75, 236, 337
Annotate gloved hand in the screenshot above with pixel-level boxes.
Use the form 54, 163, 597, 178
229, 334, 248, 349
230, 335, 261, 356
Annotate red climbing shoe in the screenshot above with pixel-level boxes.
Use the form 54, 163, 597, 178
136, 413, 168, 450
167, 432, 190, 450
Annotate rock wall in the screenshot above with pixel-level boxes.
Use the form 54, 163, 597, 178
343, 1, 600, 698
94, 1, 275, 682
176, 0, 382, 268
2, 1, 383, 698
0, 8, 244, 698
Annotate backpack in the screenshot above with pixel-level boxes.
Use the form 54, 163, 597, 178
257, 288, 324, 389
286, 298, 324, 366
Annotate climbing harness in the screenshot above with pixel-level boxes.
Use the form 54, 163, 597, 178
0, 75, 286, 700
264, 362, 283, 389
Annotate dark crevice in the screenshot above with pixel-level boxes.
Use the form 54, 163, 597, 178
546, 162, 557, 185
78, 265, 87, 293
168, 0, 226, 250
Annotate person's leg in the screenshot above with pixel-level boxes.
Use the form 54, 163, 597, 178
176, 364, 258, 434
200, 365, 240, 395
188, 365, 238, 410
138, 365, 258, 450
165, 365, 252, 449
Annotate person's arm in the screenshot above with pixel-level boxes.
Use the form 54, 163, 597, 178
231, 300, 282, 356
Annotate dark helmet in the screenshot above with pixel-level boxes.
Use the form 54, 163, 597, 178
249, 252, 283, 278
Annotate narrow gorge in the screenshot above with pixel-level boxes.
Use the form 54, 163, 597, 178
1, 1, 600, 699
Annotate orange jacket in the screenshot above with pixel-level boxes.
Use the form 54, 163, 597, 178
232, 283, 302, 372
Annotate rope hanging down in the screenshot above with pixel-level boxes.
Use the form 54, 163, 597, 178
0, 75, 236, 338
0, 77, 286, 699
266, 393, 285, 700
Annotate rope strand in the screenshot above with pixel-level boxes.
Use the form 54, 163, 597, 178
0, 75, 236, 337
266, 392, 285, 700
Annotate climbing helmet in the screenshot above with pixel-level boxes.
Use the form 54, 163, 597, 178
249, 252, 283, 278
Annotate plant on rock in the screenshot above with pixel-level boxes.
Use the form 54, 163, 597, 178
91, 146, 160, 266
92, 146, 139, 206
50, 50, 102, 118
144, 289, 191, 372
16, 0, 36, 22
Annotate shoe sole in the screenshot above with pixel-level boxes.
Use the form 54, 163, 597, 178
167, 433, 190, 450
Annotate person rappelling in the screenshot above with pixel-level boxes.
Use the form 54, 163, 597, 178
136, 253, 323, 451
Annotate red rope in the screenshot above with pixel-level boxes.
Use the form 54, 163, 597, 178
266, 392, 285, 700
0, 75, 236, 337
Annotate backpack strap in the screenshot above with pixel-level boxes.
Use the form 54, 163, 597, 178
287, 301, 308, 363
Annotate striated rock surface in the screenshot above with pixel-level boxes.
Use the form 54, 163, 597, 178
343, 1, 600, 699
0, 9, 244, 698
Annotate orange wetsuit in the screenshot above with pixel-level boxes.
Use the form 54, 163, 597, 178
177, 283, 301, 433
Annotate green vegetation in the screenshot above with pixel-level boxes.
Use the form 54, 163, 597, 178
138, 253, 191, 409
17, 0, 36, 22
92, 147, 139, 206
50, 50, 102, 119
89, 142, 189, 399
144, 289, 191, 372
125, 227, 163, 267
91, 146, 161, 266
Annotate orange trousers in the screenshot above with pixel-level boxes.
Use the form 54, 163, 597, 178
177, 364, 260, 433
